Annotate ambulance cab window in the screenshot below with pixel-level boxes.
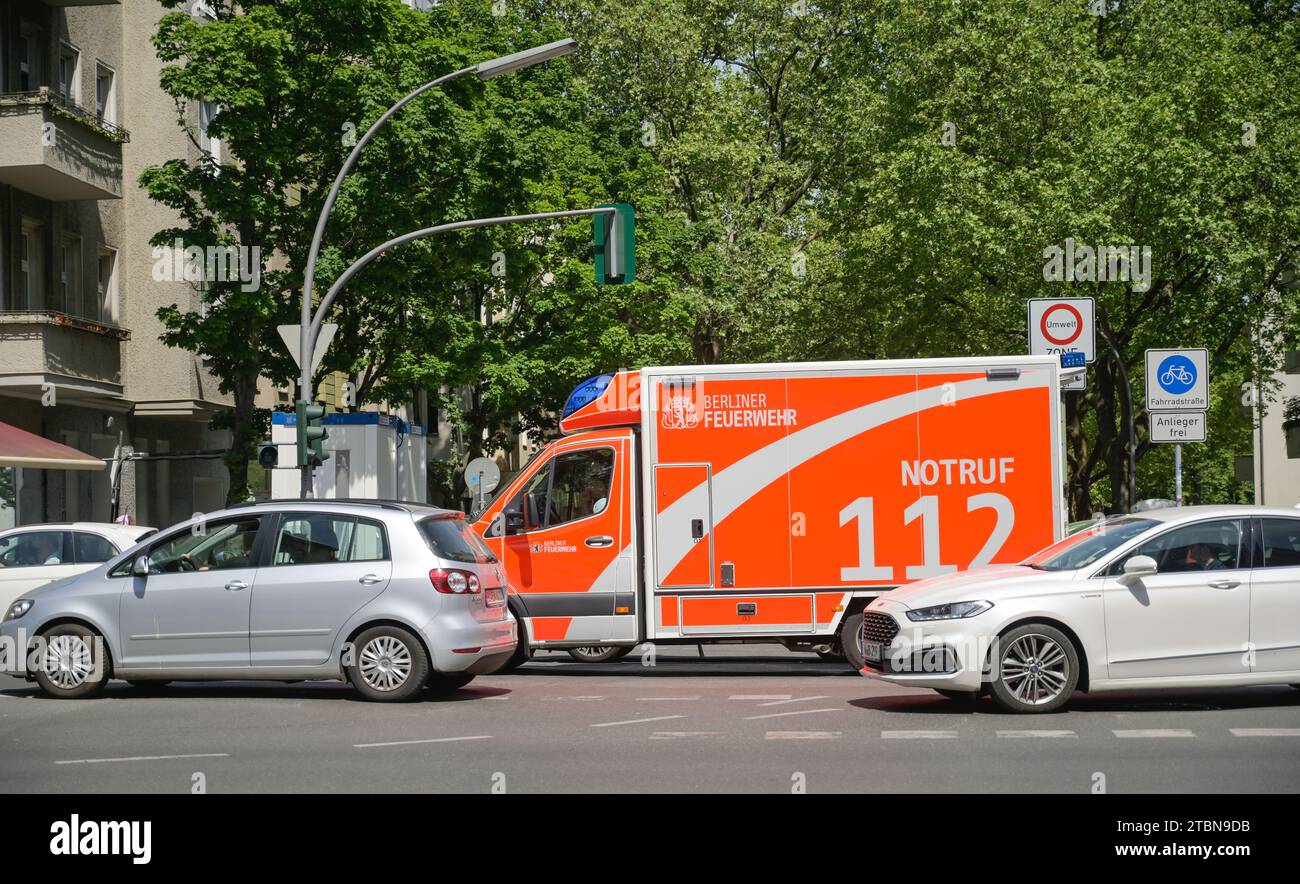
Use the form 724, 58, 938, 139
547, 448, 615, 527
489, 464, 553, 537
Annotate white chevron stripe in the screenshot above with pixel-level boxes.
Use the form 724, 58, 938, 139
655, 371, 1051, 583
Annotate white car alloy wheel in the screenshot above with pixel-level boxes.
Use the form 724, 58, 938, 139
358, 636, 413, 692
989, 623, 1080, 713
999, 633, 1069, 706
43, 634, 94, 690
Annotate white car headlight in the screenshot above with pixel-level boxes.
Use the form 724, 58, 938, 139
905, 600, 993, 621
3, 599, 33, 622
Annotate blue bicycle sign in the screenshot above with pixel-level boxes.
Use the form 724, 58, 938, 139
1156, 354, 1197, 395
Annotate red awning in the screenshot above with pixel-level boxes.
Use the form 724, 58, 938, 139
0, 421, 105, 471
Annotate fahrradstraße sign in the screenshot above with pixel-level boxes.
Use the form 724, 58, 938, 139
1145, 348, 1209, 412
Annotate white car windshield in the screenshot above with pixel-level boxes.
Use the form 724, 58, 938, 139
1022, 517, 1157, 571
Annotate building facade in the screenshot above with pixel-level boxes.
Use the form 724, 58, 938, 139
0, 0, 230, 530
1256, 354, 1300, 508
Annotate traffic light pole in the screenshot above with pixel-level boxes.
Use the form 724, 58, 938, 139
296, 208, 619, 498
294, 40, 580, 500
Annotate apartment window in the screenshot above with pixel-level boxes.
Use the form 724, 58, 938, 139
95, 63, 116, 126
18, 220, 44, 311
96, 247, 117, 325
198, 100, 222, 166
60, 237, 82, 316
18, 33, 39, 92
58, 44, 80, 104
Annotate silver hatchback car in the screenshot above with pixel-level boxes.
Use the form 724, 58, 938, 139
0, 500, 516, 702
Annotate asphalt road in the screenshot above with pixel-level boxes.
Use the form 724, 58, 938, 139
2, 644, 1298, 793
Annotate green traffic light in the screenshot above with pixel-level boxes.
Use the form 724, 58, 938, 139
594, 203, 635, 285
294, 400, 330, 467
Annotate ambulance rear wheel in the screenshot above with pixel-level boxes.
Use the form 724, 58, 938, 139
839, 612, 868, 670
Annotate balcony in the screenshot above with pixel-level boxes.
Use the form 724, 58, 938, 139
0, 312, 128, 404
0, 89, 128, 201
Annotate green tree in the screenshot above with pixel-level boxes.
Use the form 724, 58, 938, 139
142, 0, 508, 503
815, 0, 1300, 514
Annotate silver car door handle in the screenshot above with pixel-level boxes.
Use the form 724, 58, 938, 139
1207, 579, 1240, 590
585, 535, 614, 548
359, 574, 383, 585
225, 580, 248, 592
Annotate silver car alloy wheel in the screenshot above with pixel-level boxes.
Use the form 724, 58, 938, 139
43, 634, 94, 690
570, 647, 606, 659
358, 636, 413, 692
999, 633, 1069, 706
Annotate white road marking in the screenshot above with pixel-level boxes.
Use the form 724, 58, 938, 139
636, 696, 701, 701
766, 731, 841, 740
649, 731, 722, 739
56, 752, 230, 766
729, 694, 792, 701
354, 735, 493, 749
882, 730, 959, 740
997, 730, 1078, 739
1229, 728, 1300, 737
1113, 729, 1196, 739
591, 714, 686, 728
756, 695, 831, 707
744, 707, 842, 721
542, 695, 605, 701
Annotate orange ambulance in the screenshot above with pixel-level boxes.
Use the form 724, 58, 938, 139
473, 356, 1067, 668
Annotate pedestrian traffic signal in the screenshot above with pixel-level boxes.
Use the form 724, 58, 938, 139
256, 441, 279, 471
594, 203, 635, 285
295, 400, 330, 468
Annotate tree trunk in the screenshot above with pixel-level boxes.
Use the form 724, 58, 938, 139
1064, 392, 1092, 520
223, 368, 261, 506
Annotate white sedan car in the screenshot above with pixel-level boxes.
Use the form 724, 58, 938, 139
860, 505, 1300, 713
0, 523, 155, 611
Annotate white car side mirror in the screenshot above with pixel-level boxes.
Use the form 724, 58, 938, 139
1117, 554, 1157, 586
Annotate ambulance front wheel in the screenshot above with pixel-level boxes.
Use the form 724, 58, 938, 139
567, 646, 633, 663
839, 612, 868, 671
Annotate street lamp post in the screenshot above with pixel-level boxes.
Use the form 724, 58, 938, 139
296, 38, 577, 497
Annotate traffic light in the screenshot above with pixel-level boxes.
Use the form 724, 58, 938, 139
256, 441, 279, 470
594, 202, 635, 285
295, 400, 330, 468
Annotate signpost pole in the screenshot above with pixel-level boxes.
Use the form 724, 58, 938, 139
1174, 442, 1183, 506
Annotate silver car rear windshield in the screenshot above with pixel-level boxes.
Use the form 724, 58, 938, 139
418, 517, 498, 564
1023, 517, 1157, 571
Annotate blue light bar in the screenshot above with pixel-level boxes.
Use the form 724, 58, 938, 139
562, 373, 615, 419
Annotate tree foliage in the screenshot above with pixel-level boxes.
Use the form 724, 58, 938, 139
145, 0, 1299, 512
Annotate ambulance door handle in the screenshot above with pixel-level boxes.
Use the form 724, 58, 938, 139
585, 535, 614, 548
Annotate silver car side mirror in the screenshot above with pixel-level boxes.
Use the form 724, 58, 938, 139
1117, 554, 1157, 587
132, 554, 149, 577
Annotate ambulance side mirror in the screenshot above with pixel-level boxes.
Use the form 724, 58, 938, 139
504, 510, 526, 534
